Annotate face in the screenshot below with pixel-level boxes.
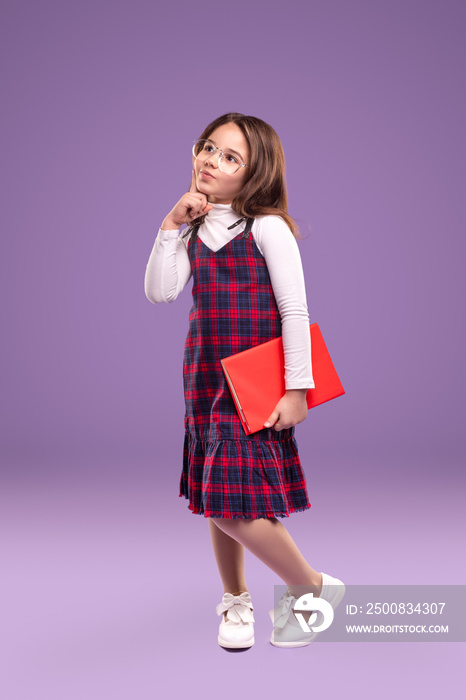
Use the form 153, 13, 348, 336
192, 122, 250, 204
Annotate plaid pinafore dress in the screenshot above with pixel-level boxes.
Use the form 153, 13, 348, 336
179, 216, 311, 519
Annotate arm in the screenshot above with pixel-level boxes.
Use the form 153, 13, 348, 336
144, 228, 193, 304
257, 216, 314, 390
255, 216, 314, 430
144, 169, 212, 304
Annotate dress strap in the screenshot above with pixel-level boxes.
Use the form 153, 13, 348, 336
241, 217, 255, 238
182, 216, 254, 242
182, 221, 202, 242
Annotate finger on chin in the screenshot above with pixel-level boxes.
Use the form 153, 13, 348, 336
190, 169, 198, 193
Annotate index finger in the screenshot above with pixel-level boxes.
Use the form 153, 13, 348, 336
189, 169, 198, 193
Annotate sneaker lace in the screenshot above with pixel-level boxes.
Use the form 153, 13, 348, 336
270, 589, 296, 629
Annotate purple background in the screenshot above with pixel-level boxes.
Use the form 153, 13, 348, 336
1, 0, 465, 698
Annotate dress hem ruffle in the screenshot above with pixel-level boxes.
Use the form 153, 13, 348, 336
178, 493, 311, 519
179, 430, 311, 519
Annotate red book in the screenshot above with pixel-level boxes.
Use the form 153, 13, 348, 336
221, 323, 345, 435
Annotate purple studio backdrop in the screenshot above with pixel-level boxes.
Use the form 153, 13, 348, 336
1, 1, 465, 699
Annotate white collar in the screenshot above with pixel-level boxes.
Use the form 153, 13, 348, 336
202, 202, 245, 231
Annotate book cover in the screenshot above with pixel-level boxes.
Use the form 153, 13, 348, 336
220, 323, 345, 435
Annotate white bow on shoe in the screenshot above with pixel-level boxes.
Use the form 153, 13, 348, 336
268, 589, 296, 629
216, 592, 255, 623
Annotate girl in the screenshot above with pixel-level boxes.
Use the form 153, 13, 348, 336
144, 113, 345, 649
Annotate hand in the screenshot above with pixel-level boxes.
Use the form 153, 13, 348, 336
264, 389, 309, 431
161, 170, 213, 230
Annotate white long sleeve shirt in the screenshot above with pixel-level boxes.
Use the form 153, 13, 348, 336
145, 202, 315, 390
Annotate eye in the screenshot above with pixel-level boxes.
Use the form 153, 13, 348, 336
225, 152, 240, 164
204, 142, 215, 153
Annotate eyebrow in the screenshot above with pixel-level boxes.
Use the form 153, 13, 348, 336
209, 138, 244, 162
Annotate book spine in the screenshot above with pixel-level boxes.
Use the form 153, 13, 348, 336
221, 362, 251, 435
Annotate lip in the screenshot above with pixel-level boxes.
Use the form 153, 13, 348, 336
200, 170, 216, 180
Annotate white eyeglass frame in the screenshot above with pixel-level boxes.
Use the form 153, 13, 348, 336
192, 139, 248, 174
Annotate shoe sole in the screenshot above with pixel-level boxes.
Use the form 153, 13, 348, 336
218, 635, 255, 649
270, 635, 315, 648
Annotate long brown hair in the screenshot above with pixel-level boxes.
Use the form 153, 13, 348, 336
191, 113, 301, 239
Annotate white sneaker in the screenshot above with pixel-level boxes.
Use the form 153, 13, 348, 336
269, 572, 346, 648
216, 591, 255, 649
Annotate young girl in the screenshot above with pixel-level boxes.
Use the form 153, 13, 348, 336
145, 113, 345, 649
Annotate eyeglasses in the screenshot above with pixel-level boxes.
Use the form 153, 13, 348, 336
192, 139, 247, 175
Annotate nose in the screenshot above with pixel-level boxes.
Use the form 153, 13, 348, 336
204, 148, 221, 167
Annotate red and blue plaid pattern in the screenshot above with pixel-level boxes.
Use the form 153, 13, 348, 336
179, 218, 311, 519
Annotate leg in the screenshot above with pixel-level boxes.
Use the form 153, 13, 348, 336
212, 517, 323, 600
208, 518, 249, 622
208, 518, 248, 595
